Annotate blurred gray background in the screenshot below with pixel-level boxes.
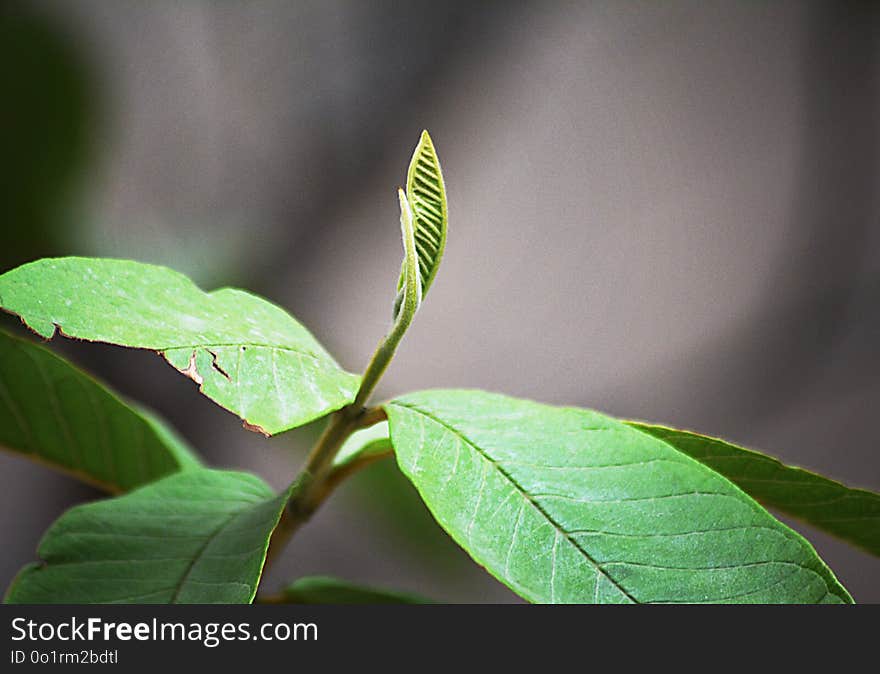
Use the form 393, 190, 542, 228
2, 0, 878, 602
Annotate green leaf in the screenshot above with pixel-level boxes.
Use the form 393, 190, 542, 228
0, 257, 361, 435
393, 131, 447, 318
355, 133, 448, 408
384, 390, 852, 604
265, 575, 431, 604
4, 469, 289, 604
393, 188, 422, 324
628, 423, 880, 558
404, 130, 447, 299
0, 328, 199, 492
332, 421, 391, 470
356, 191, 422, 406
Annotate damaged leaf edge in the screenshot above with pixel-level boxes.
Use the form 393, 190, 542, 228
161, 347, 356, 437
1, 310, 355, 437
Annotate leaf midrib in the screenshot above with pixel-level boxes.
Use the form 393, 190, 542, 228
388, 401, 639, 604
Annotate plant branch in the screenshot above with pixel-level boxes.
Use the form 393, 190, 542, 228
353, 189, 420, 409
265, 404, 387, 566
353, 328, 404, 409
265, 192, 418, 568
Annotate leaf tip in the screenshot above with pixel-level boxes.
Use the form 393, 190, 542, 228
397, 187, 412, 217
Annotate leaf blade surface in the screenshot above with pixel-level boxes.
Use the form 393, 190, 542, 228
269, 575, 431, 604
385, 390, 852, 604
404, 130, 447, 299
0, 258, 360, 434
333, 421, 392, 470
0, 329, 198, 492
629, 422, 880, 557
5, 469, 288, 604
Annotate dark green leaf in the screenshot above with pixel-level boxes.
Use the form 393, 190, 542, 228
266, 575, 431, 604
4, 469, 289, 604
0, 328, 198, 492
385, 390, 852, 604
0, 257, 361, 435
628, 422, 880, 557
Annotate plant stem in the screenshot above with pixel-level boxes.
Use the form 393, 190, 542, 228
353, 335, 399, 410
353, 189, 421, 409
265, 204, 418, 566
265, 404, 387, 566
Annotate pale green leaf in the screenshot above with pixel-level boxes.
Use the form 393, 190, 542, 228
333, 421, 391, 470
0, 328, 199, 492
0, 257, 361, 435
4, 469, 289, 604
266, 575, 431, 604
393, 131, 446, 318
385, 390, 852, 604
392, 188, 422, 323
405, 130, 447, 298
356, 192, 422, 406
356, 134, 447, 407
629, 423, 880, 557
